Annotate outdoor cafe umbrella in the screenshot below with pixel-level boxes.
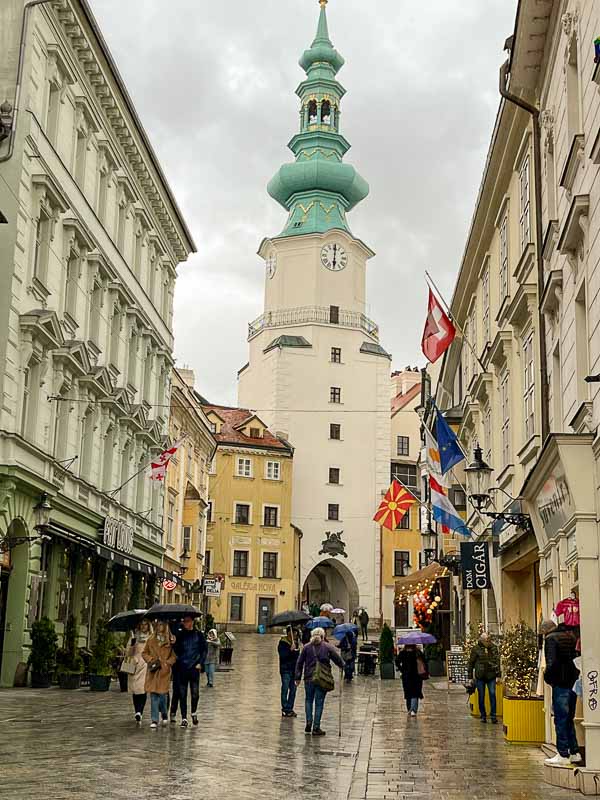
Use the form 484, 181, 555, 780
397, 631, 437, 646
306, 616, 335, 630
332, 623, 358, 640
145, 603, 201, 621
107, 609, 147, 632
268, 610, 311, 628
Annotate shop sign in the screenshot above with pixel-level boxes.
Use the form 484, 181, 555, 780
460, 541, 491, 590
203, 575, 224, 597
229, 580, 277, 593
162, 578, 177, 591
534, 468, 574, 539
102, 517, 134, 555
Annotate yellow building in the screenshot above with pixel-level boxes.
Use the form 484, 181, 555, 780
162, 369, 216, 603
202, 404, 299, 630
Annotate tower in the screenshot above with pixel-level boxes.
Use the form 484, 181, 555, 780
238, 0, 390, 617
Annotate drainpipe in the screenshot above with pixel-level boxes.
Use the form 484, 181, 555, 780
499, 60, 550, 443
0, 0, 52, 164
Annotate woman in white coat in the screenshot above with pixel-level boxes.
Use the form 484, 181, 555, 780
127, 620, 151, 724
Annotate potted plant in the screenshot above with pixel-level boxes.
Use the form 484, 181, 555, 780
500, 622, 544, 743
379, 623, 395, 679
424, 641, 446, 677
56, 614, 84, 689
89, 616, 114, 692
28, 617, 58, 688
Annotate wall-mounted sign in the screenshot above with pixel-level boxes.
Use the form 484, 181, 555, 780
535, 468, 574, 539
460, 541, 491, 590
203, 575, 223, 597
103, 517, 134, 555
162, 578, 177, 591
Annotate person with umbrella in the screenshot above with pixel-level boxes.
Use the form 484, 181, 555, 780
126, 620, 151, 724
295, 626, 344, 736
395, 632, 432, 717
278, 625, 300, 717
171, 615, 207, 727
142, 622, 177, 729
334, 623, 358, 683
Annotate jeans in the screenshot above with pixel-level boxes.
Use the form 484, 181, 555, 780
205, 663, 216, 686
344, 659, 355, 681
476, 679, 497, 719
150, 692, 168, 723
280, 671, 297, 713
305, 680, 326, 728
552, 686, 579, 757
361, 624, 368, 641
178, 667, 200, 719
132, 693, 147, 715
406, 697, 419, 713
170, 670, 181, 716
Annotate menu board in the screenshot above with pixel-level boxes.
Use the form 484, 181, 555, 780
446, 649, 469, 684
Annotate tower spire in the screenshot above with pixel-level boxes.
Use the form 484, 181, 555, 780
266, 1, 368, 237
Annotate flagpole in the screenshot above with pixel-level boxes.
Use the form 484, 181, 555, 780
425, 270, 487, 374
391, 477, 427, 509
108, 434, 189, 496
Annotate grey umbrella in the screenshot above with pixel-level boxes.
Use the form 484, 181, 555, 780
107, 609, 148, 632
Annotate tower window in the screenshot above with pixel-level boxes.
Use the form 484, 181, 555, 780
330, 423, 341, 440
308, 99, 318, 125
327, 504, 340, 521
330, 387, 341, 403
331, 347, 342, 364
329, 467, 340, 484
321, 100, 331, 125
329, 305, 339, 324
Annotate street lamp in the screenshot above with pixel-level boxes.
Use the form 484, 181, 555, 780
178, 548, 191, 577
34, 492, 52, 530
421, 518, 438, 565
0, 492, 52, 553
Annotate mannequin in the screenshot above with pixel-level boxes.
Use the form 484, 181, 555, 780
555, 591, 580, 628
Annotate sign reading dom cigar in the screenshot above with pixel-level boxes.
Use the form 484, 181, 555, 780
460, 541, 491, 590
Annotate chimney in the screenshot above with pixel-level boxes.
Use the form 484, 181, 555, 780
179, 368, 195, 388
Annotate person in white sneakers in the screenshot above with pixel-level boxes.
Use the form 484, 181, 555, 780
541, 620, 582, 767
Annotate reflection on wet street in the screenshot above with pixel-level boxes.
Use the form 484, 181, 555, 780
0, 635, 571, 799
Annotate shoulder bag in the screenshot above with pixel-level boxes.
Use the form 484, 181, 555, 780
312, 644, 335, 692
120, 656, 136, 675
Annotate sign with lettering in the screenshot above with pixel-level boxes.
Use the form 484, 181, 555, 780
534, 468, 574, 539
460, 541, 491, 590
103, 517, 134, 555
229, 580, 278, 593
584, 659, 600, 719
446, 648, 469, 684
203, 575, 223, 597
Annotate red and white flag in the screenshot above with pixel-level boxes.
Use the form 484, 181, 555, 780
148, 439, 183, 482
421, 288, 456, 363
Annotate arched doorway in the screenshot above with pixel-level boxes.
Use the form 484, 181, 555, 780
303, 559, 360, 617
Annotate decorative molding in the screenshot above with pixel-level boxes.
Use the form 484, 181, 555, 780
540, 269, 563, 317
561, 10, 579, 39
542, 219, 559, 262
557, 193, 589, 278
559, 134, 585, 192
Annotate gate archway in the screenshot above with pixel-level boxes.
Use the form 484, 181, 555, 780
303, 559, 360, 616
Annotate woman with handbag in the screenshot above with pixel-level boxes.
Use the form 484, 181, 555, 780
123, 621, 151, 724
295, 627, 344, 736
395, 645, 428, 717
142, 622, 177, 729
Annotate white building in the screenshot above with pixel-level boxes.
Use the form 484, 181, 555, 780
238, 2, 390, 618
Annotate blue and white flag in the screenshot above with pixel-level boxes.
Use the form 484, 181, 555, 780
430, 476, 470, 537
435, 408, 464, 475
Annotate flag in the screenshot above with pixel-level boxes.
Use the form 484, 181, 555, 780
424, 428, 449, 534
430, 476, 470, 536
374, 479, 417, 531
421, 288, 456, 363
435, 408, 464, 474
148, 439, 183, 482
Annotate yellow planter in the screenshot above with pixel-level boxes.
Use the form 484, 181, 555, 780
503, 695, 545, 743
469, 681, 504, 718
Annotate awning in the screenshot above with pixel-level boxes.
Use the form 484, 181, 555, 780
394, 561, 449, 602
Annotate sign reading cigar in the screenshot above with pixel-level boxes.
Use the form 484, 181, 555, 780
460, 541, 490, 590
102, 516, 134, 555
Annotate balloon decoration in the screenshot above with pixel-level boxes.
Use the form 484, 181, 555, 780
413, 585, 444, 631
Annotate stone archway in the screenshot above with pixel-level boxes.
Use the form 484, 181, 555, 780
303, 558, 360, 617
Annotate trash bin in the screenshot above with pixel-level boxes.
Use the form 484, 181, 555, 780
219, 632, 235, 667
258, 624, 266, 635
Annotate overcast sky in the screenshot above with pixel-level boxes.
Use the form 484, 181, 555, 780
90, 0, 517, 405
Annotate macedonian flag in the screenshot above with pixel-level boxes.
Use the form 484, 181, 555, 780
373, 479, 417, 531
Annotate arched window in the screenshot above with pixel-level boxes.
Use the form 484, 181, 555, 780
308, 100, 318, 125
321, 100, 331, 126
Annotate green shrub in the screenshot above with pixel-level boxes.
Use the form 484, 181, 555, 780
57, 614, 84, 674
29, 617, 58, 677
379, 623, 394, 664
89, 617, 114, 676
500, 621, 538, 698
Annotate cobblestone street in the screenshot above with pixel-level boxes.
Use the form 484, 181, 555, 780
0, 635, 572, 800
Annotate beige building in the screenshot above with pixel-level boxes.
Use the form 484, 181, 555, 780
162, 370, 215, 602
0, 0, 194, 686
437, 0, 600, 782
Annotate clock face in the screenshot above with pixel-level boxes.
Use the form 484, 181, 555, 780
266, 253, 277, 279
321, 242, 348, 272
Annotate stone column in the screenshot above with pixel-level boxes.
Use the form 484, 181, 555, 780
577, 515, 600, 769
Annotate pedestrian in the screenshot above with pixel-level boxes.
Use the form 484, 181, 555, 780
358, 609, 369, 642
126, 620, 151, 724
295, 626, 344, 737
468, 632, 501, 724
542, 619, 582, 766
278, 626, 300, 717
172, 616, 207, 727
142, 621, 177, 729
340, 629, 357, 682
396, 645, 428, 716
205, 629, 220, 688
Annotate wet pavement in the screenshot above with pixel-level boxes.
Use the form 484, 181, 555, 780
0, 635, 572, 799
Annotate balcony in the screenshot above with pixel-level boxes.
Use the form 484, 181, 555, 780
248, 305, 379, 340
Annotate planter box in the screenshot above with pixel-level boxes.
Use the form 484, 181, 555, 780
503, 695, 545, 743
469, 681, 504, 719
31, 672, 52, 689
428, 659, 446, 678
380, 661, 395, 680
58, 672, 82, 690
89, 674, 111, 692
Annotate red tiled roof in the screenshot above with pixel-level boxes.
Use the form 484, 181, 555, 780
391, 383, 421, 416
201, 404, 292, 452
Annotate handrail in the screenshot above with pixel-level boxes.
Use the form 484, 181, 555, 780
248, 305, 379, 340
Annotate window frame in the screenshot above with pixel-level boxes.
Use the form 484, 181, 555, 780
519, 154, 531, 253
204, 550, 212, 574
500, 368, 511, 467
393, 550, 411, 577
234, 502, 251, 526
262, 505, 279, 528
167, 499, 175, 546
391, 463, 418, 489
330, 386, 341, 404
262, 551, 278, 579
182, 525, 192, 553
236, 457, 253, 478
328, 467, 340, 485
331, 347, 342, 364
399, 509, 410, 530
265, 460, 281, 481
500, 214, 509, 302
523, 330, 535, 441
327, 503, 340, 521
329, 423, 341, 440
396, 436, 409, 457
232, 549, 249, 577
229, 594, 244, 622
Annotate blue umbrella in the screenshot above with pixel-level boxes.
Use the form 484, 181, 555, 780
397, 631, 437, 645
306, 616, 335, 630
332, 623, 358, 640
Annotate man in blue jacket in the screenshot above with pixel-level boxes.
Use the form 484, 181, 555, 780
278, 626, 299, 717
172, 616, 207, 728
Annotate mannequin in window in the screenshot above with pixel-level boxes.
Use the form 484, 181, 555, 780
321, 100, 331, 126
308, 100, 318, 125
555, 591, 580, 629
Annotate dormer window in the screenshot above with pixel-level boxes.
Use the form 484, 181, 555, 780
249, 427, 261, 439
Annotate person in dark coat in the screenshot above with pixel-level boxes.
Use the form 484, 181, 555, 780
171, 616, 207, 728
340, 630, 357, 682
542, 620, 581, 766
358, 609, 369, 642
468, 632, 501, 724
395, 645, 428, 716
278, 626, 300, 717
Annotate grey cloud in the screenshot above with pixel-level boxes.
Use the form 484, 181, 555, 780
90, 0, 517, 402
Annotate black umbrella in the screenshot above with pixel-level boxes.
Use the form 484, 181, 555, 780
267, 610, 311, 628
145, 603, 201, 620
107, 609, 148, 632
